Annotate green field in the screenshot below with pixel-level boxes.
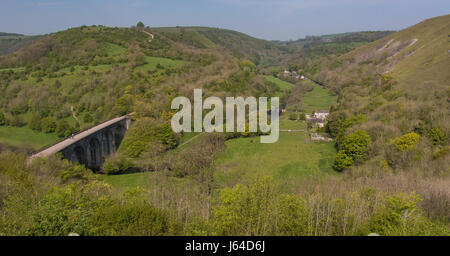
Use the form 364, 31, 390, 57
135, 56, 183, 72
213, 114, 337, 192
214, 78, 338, 191
97, 172, 151, 190
302, 80, 337, 113
264, 75, 294, 95
0, 126, 60, 149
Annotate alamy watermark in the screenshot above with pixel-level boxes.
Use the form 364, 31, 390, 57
171, 89, 279, 143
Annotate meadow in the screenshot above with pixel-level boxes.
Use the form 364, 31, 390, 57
0, 126, 59, 149
301, 79, 337, 113
97, 171, 152, 189
213, 114, 337, 192
263, 75, 294, 96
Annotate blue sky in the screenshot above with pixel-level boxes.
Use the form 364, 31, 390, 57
1, 0, 449, 40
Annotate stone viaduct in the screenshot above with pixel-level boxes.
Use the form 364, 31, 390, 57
31, 115, 131, 171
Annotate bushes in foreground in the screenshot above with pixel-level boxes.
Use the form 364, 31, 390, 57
0, 152, 181, 236
0, 152, 448, 236
212, 177, 449, 236
0, 182, 181, 236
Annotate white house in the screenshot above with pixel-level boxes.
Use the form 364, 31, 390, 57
283, 70, 291, 76
314, 110, 329, 120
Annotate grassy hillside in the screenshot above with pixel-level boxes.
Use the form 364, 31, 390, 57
0, 25, 282, 150
328, 14, 450, 90
153, 26, 291, 66
0, 32, 42, 56
263, 75, 294, 95
0, 125, 59, 149
301, 81, 337, 113
214, 115, 337, 192
294, 14, 450, 176
214, 78, 338, 191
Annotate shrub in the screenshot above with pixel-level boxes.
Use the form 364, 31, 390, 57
393, 132, 420, 151
10, 115, 25, 127
101, 154, 134, 175
428, 127, 447, 146
55, 120, 73, 138
288, 113, 298, 120
0, 181, 113, 236
0, 112, 6, 126
29, 113, 42, 131
277, 194, 309, 235
89, 191, 181, 236
299, 113, 306, 121
326, 112, 346, 138
333, 130, 371, 171
213, 177, 277, 235
119, 118, 179, 158
83, 112, 93, 123
333, 151, 354, 171
357, 193, 449, 236
40, 117, 56, 133
432, 146, 449, 160
58, 163, 94, 183
111, 94, 134, 117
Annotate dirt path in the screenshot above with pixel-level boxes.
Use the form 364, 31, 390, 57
280, 129, 305, 132
70, 106, 81, 130
141, 30, 154, 42
178, 133, 203, 148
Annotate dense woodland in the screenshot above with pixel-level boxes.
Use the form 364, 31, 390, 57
0, 16, 448, 235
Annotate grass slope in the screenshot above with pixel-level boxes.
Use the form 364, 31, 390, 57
0, 38, 183, 149
302, 80, 337, 113
97, 172, 151, 190
214, 115, 337, 192
263, 75, 294, 94
0, 126, 59, 149
214, 79, 338, 191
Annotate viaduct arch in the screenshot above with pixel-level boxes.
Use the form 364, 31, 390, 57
31, 115, 131, 171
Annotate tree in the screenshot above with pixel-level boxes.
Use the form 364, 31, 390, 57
0, 112, 6, 126
299, 113, 306, 121
40, 117, 56, 133
55, 120, 73, 138
119, 118, 179, 158
10, 115, 25, 127
288, 113, 298, 121
111, 94, 134, 117
213, 177, 277, 235
136, 21, 144, 28
333, 151, 354, 171
29, 113, 42, 131
333, 130, 371, 171
326, 112, 346, 137
83, 113, 93, 123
